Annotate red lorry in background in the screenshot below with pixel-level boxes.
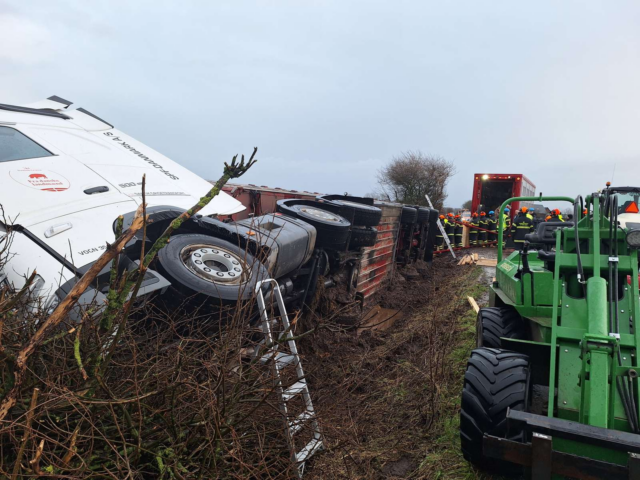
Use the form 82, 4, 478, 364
471, 173, 536, 219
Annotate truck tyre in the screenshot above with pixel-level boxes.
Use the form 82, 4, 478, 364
348, 226, 377, 249
477, 307, 527, 349
316, 195, 382, 227
460, 348, 530, 475
276, 201, 351, 249
156, 234, 268, 304
415, 207, 431, 223
400, 206, 417, 224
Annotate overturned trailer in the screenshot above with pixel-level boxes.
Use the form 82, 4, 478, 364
223, 184, 439, 307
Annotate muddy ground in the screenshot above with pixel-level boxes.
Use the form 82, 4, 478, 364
298, 248, 497, 479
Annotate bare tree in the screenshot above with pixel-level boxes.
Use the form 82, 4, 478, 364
462, 199, 472, 210
376, 151, 455, 210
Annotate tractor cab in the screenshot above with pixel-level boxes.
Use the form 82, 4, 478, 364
603, 186, 640, 230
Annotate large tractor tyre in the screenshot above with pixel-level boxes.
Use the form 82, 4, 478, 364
460, 348, 530, 475
316, 194, 382, 227
156, 234, 268, 305
349, 226, 378, 249
400, 206, 417, 224
415, 207, 431, 223
477, 307, 527, 349
276, 201, 351, 249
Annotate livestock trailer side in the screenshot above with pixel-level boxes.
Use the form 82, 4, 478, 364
221, 184, 319, 221
356, 203, 402, 306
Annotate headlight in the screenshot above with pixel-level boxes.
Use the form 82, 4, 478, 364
626, 229, 640, 248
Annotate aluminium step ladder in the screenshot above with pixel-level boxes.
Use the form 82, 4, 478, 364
425, 193, 456, 259
255, 279, 323, 477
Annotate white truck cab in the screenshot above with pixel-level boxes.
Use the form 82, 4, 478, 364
0, 96, 245, 308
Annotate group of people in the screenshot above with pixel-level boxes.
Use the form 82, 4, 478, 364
434, 206, 566, 251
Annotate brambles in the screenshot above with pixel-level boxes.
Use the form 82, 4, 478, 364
0, 151, 303, 478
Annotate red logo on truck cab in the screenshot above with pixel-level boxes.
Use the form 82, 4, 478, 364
10, 169, 70, 192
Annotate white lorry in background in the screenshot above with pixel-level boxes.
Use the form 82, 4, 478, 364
0, 95, 246, 312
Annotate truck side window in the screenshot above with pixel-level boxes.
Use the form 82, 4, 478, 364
0, 126, 53, 163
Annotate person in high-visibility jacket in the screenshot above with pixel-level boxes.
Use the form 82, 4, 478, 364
529, 208, 541, 229
512, 209, 533, 250
554, 208, 564, 222
487, 210, 497, 247
445, 213, 455, 247
521, 206, 533, 221
454, 214, 463, 247
435, 214, 446, 250
479, 211, 488, 247
502, 207, 511, 248
469, 212, 479, 247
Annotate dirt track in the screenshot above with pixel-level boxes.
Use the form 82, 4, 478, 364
300, 252, 494, 479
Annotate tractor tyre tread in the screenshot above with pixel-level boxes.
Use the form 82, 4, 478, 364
460, 348, 529, 475
478, 307, 527, 348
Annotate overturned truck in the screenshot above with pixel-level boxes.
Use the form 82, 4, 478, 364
0, 96, 439, 317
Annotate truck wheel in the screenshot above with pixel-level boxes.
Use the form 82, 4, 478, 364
477, 307, 527, 348
415, 207, 431, 223
277, 200, 351, 250
348, 226, 377, 249
400, 206, 417, 224
316, 195, 382, 227
156, 234, 268, 304
277, 201, 351, 249
460, 348, 530, 475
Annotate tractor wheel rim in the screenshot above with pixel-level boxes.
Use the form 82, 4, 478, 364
180, 244, 248, 285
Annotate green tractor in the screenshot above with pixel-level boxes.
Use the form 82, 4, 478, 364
461, 187, 640, 478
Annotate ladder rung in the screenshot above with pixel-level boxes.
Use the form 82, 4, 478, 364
295, 437, 323, 464
288, 410, 314, 436
282, 381, 306, 401
260, 352, 296, 367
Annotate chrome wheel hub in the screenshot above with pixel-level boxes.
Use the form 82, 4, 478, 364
180, 244, 246, 284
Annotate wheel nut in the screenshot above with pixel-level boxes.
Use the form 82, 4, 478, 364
200, 249, 208, 253
204, 267, 211, 272
229, 272, 235, 277
234, 267, 241, 272
217, 272, 224, 277
195, 260, 202, 265
194, 253, 201, 257
232, 260, 239, 265
224, 254, 231, 258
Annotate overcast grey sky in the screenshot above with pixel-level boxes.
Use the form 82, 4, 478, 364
2, 1, 640, 207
